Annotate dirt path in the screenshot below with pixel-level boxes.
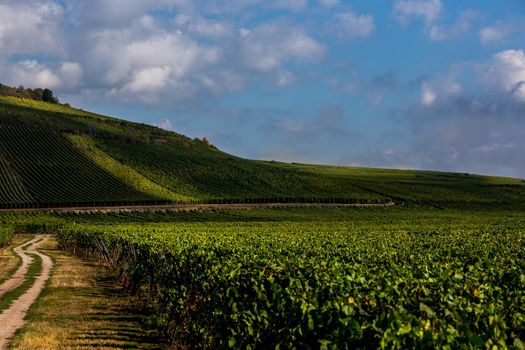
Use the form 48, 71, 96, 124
0, 235, 53, 349
0, 236, 42, 299
0, 201, 395, 214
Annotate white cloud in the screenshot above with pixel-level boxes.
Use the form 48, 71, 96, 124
275, 70, 296, 87
174, 14, 232, 38
0, 1, 64, 55
429, 10, 479, 41
123, 34, 220, 78
124, 66, 172, 93
419, 69, 464, 107
240, 23, 325, 72
58, 62, 83, 88
420, 82, 437, 106
6, 60, 83, 89
198, 70, 245, 94
66, 0, 188, 27
479, 21, 517, 44
13, 61, 60, 88
87, 31, 225, 103
393, 0, 443, 25
393, 1, 477, 41
367, 52, 525, 178
156, 118, 173, 130
480, 49, 525, 102
240, 28, 251, 38
84, 31, 221, 90
72, 18, 324, 104
332, 12, 375, 40
0, 0, 330, 105
139, 15, 159, 31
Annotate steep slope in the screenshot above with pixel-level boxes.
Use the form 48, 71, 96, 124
1, 95, 524, 209
0, 151, 34, 206
0, 99, 161, 208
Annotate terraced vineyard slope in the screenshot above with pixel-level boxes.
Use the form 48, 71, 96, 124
1, 95, 524, 209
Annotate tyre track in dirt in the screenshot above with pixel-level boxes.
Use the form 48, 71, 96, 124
0, 235, 52, 349
0, 236, 41, 299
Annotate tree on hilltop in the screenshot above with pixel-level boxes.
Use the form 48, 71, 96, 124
42, 88, 59, 103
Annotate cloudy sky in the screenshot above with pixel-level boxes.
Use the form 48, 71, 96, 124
1, 0, 525, 178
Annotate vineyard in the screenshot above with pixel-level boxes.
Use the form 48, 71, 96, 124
94, 136, 525, 206
0, 226, 13, 247
0, 151, 34, 206
1, 96, 525, 209
1, 93, 524, 347
56, 209, 525, 348
0, 124, 162, 208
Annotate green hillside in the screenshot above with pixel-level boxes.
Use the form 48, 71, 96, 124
1, 95, 524, 209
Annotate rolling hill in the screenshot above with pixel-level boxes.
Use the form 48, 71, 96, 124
1, 95, 524, 209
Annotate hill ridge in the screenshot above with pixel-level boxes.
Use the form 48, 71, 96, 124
1, 95, 524, 209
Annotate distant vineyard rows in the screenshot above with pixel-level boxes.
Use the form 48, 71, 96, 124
0, 124, 160, 208
2, 96, 525, 209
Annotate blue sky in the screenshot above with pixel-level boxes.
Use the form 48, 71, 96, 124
1, 0, 525, 178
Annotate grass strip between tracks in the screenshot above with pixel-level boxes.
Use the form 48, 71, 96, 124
0, 253, 42, 314
0, 236, 34, 286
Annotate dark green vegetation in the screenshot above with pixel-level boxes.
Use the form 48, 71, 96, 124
55, 208, 525, 349
0, 122, 159, 208
0, 226, 13, 247
1, 92, 524, 348
0, 83, 59, 104
1, 95, 525, 208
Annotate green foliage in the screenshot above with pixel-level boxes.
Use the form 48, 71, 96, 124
1, 95, 525, 209
0, 83, 59, 104
41, 88, 58, 104
0, 150, 34, 206
97, 138, 388, 203
95, 136, 525, 207
0, 226, 14, 247
57, 210, 525, 348
0, 122, 162, 208
67, 134, 195, 203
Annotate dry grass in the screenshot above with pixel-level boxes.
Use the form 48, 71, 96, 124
0, 235, 33, 282
10, 237, 164, 349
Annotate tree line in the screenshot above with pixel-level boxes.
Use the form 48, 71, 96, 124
0, 83, 59, 103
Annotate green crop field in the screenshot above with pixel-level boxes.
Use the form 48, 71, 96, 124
0, 124, 161, 208
55, 208, 525, 349
0, 94, 524, 349
1, 95, 525, 208
0, 226, 13, 247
